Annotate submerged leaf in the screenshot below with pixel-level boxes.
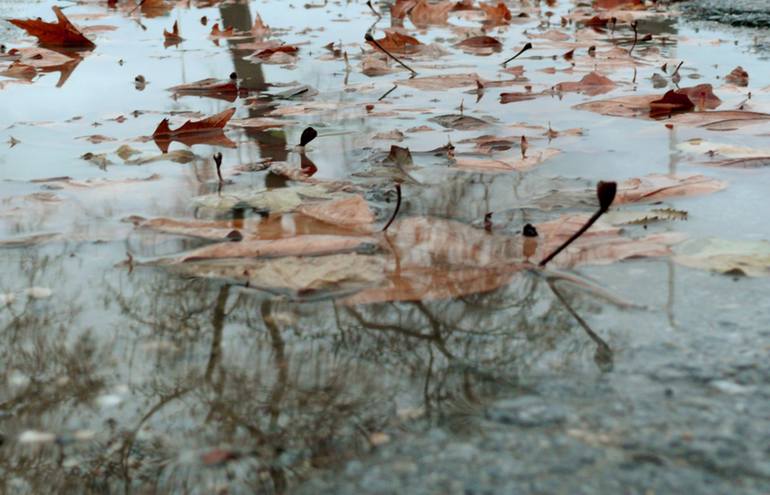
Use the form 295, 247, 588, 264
675, 238, 770, 277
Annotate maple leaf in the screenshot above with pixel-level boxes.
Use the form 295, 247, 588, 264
163, 21, 183, 45
152, 108, 236, 153
480, 2, 512, 24
409, 0, 454, 26
7, 6, 95, 48
210, 23, 234, 38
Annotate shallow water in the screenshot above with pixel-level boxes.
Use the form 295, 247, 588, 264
1, 0, 770, 493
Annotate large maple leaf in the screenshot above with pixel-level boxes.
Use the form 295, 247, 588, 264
7, 6, 95, 48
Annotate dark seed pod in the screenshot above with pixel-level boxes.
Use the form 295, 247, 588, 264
522, 223, 538, 237
299, 127, 318, 147
596, 181, 617, 212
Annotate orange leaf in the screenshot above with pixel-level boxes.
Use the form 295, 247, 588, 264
479, 2, 511, 23
7, 6, 95, 48
367, 31, 423, 53
409, 0, 453, 26
152, 108, 236, 152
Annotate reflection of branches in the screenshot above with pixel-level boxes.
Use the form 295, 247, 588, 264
547, 280, 613, 372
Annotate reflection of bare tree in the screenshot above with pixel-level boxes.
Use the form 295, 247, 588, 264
0, 231, 615, 494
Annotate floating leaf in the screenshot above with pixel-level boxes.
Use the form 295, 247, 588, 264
7, 6, 94, 48
615, 174, 727, 204
675, 238, 770, 277
152, 108, 236, 152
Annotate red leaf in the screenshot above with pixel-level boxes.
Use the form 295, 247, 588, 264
7, 6, 95, 48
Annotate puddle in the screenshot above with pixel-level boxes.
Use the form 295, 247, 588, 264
1, 0, 770, 493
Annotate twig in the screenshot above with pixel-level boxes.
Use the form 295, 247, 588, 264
378, 84, 398, 101
366, 0, 381, 17
539, 181, 616, 267
365, 33, 417, 75
629, 21, 638, 55
382, 183, 402, 232
501, 42, 532, 66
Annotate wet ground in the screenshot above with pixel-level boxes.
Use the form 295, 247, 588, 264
1, 0, 770, 493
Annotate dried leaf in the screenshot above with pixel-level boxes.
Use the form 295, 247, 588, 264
7, 6, 95, 48
615, 174, 727, 204
554, 71, 616, 96
152, 108, 236, 153
675, 238, 770, 277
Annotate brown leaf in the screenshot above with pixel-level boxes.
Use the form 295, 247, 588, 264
456, 35, 502, 49
296, 195, 375, 230
649, 89, 694, 117
163, 21, 183, 44
168, 78, 239, 102
555, 71, 616, 96
254, 44, 299, 59
454, 149, 560, 172
500, 92, 538, 104
152, 108, 236, 153
615, 174, 727, 204
210, 23, 234, 38
725, 66, 749, 87
175, 235, 376, 262
479, 2, 511, 24
367, 31, 423, 54
152, 108, 235, 139
7, 6, 95, 48
409, 0, 454, 26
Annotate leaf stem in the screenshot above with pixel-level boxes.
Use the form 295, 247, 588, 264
365, 33, 417, 75
382, 183, 402, 232
538, 181, 616, 267
501, 42, 532, 66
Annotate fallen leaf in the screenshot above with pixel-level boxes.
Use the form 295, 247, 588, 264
168, 78, 239, 102
169, 253, 387, 295
456, 35, 502, 50
479, 1, 511, 24
163, 21, 183, 44
454, 149, 560, 172
7, 6, 95, 48
674, 238, 770, 277
367, 31, 423, 53
649, 89, 694, 117
152, 108, 236, 153
173, 235, 377, 262
409, 0, 454, 26
725, 66, 749, 87
295, 195, 375, 229
429, 113, 490, 130
554, 71, 616, 96
615, 174, 727, 204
